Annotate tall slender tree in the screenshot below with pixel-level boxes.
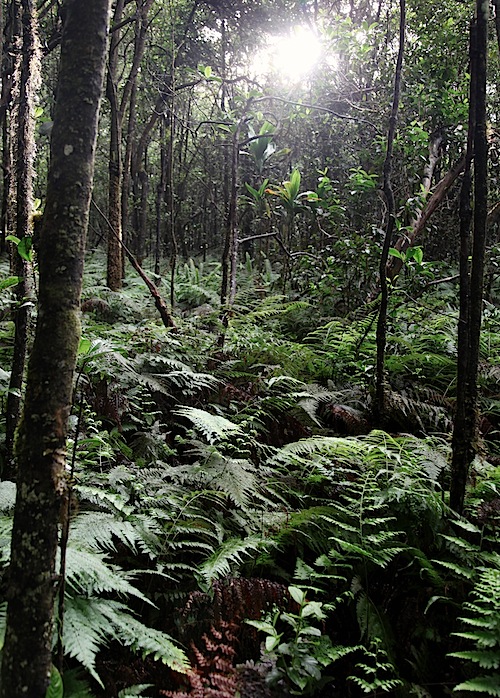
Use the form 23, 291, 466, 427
0, 1, 111, 695
4, 0, 40, 467
374, 0, 405, 423
450, 0, 489, 514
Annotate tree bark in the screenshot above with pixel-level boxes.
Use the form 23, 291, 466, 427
5, 0, 39, 467
106, 0, 125, 290
0, 1, 110, 695
106, 0, 155, 290
450, 1, 489, 514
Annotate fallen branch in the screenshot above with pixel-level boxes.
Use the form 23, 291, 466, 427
386, 153, 466, 281
92, 199, 177, 331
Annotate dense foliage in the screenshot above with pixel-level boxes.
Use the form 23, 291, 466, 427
1, 0, 500, 695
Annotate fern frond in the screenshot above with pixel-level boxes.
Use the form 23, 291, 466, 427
174, 406, 242, 443
0, 601, 6, 651
69, 511, 139, 552
0, 481, 16, 513
65, 547, 151, 602
63, 597, 189, 685
454, 676, 500, 695
102, 608, 189, 672
63, 597, 111, 685
0, 515, 12, 562
198, 534, 266, 586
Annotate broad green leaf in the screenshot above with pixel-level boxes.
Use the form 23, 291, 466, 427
0, 276, 21, 292
5, 235, 20, 245
17, 237, 33, 262
245, 619, 276, 635
45, 666, 64, 698
204, 65, 212, 77
288, 169, 301, 200
288, 585, 306, 605
78, 337, 92, 355
406, 246, 423, 264
265, 634, 281, 652
388, 247, 405, 261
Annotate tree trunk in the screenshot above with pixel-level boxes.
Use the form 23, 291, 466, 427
450, 1, 488, 514
106, 0, 125, 290
5, 0, 39, 467
374, 0, 405, 423
155, 118, 167, 275
0, 1, 110, 695
106, 0, 154, 290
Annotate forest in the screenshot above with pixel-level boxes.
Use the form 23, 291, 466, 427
0, 0, 500, 696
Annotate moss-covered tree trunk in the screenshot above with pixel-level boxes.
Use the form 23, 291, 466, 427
0, 1, 110, 695
5, 0, 40, 468
450, 0, 488, 514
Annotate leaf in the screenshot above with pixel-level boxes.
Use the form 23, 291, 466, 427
289, 586, 306, 605
454, 675, 500, 695
245, 619, 276, 635
45, 666, 64, 698
174, 406, 242, 443
388, 247, 405, 261
198, 534, 263, 584
5, 235, 20, 245
0, 602, 7, 651
0, 276, 21, 292
17, 236, 33, 262
266, 634, 281, 652
406, 246, 424, 264
78, 337, 92, 355
288, 168, 301, 201
204, 65, 212, 77
118, 686, 154, 697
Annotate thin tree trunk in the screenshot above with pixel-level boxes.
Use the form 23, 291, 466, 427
450, 1, 488, 514
107, 0, 154, 290
5, 0, 39, 468
218, 120, 242, 346
106, 0, 125, 290
155, 118, 167, 275
0, 1, 110, 696
374, 0, 405, 423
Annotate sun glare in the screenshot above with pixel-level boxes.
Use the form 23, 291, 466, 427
252, 26, 322, 83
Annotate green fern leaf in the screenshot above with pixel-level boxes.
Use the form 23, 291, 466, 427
0, 601, 6, 651
108, 612, 189, 672
65, 547, 151, 603
174, 406, 242, 443
0, 481, 16, 513
450, 650, 500, 669
118, 686, 154, 697
198, 534, 265, 585
454, 675, 500, 695
63, 597, 110, 685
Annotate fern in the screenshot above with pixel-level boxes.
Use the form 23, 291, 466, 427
0, 601, 6, 651
174, 406, 242, 443
0, 480, 16, 513
198, 534, 267, 587
450, 567, 500, 695
63, 597, 188, 685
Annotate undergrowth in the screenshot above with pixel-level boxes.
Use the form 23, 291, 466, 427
1, 255, 500, 696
